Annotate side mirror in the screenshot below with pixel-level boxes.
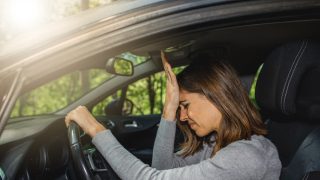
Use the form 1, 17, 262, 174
106, 57, 134, 76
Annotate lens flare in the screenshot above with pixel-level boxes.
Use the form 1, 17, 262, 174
4, 0, 46, 30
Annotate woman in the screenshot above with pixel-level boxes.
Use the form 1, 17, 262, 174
65, 51, 281, 180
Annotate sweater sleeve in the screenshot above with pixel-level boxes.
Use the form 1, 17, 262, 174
92, 130, 272, 180
151, 118, 201, 169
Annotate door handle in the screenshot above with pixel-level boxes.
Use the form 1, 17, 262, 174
124, 120, 138, 128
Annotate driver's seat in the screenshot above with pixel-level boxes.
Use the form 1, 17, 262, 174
255, 40, 320, 180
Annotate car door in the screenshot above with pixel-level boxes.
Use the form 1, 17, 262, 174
92, 72, 166, 165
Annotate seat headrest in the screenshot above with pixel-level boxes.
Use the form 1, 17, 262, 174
256, 40, 320, 122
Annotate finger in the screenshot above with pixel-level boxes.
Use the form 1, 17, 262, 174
161, 51, 169, 72
165, 61, 174, 75
160, 51, 175, 81
78, 105, 89, 112
65, 113, 70, 127
161, 50, 168, 65
166, 64, 177, 84
80, 105, 89, 112
165, 66, 173, 84
65, 110, 77, 127
163, 59, 176, 85
161, 51, 173, 83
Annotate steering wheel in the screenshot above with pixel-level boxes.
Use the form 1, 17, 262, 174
68, 122, 94, 180
68, 122, 120, 180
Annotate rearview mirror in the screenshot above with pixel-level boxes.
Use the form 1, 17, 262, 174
106, 57, 134, 76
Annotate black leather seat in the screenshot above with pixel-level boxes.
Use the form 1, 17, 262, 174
255, 40, 320, 180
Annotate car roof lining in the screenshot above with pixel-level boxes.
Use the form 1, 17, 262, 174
56, 18, 320, 71
132, 19, 320, 75
20, 18, 320, 94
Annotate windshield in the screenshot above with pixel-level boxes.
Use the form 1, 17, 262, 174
9, 52, 149, 119
10, 69, 113, 118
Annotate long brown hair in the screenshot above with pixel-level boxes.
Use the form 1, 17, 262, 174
176, 56, 266, 157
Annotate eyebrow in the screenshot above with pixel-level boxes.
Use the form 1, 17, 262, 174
179, 100, 188, 105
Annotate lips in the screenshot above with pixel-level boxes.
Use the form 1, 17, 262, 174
188, 122, 197, 129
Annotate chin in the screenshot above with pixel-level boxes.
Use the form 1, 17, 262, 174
194, 130, 209, 137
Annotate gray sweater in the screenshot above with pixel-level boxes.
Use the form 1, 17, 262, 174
92, 118, 281, 180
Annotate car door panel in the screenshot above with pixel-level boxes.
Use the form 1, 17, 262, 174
96, 114, 161, 164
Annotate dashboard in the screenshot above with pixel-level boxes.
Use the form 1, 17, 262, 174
0, 114, 160, 180
0, 116, 73, 180
16, 134, 70, 179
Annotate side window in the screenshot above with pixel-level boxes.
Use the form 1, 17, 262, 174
92, 67, 185, 116
92, 71, 166, 116
127, 72, 165, 115
10, 69, 112, 118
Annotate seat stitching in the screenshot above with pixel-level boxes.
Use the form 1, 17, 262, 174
280, 40, 305, 113
283, 40, 308, 114
280, 41, 303, 112
303, 172, 310, 180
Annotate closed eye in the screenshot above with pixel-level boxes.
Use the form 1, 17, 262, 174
179, 102, 189, 110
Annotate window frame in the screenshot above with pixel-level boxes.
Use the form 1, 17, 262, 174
0, 69, 24, 132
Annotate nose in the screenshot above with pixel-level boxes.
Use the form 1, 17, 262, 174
179, 108, 188, 121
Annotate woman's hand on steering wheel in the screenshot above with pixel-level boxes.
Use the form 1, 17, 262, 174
65, 105, 106, 137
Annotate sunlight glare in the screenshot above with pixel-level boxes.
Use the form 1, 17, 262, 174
5, 0, 46, 30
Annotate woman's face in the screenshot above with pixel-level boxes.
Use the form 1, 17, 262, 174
179, 90, 222, 137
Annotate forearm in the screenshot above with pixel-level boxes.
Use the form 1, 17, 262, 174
92, 130, 267, 180
92, 130, 208, 180
151, 118, 190, 169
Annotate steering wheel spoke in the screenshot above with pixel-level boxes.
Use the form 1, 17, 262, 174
84, 148, 108, 172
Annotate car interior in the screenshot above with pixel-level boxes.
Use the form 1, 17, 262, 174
256, 40, 320, 180
1, 6, 320, 180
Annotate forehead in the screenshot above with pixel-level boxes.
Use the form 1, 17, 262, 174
179, 90, 204, 101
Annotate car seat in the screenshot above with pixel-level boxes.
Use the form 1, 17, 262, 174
255, 40, 320, 180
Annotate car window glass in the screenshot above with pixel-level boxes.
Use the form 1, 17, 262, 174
10, 69, 112, 118
92, 66, 185, 116
127, 71, 165, 115
92, 89, 123, 116
92, 71, 165, 116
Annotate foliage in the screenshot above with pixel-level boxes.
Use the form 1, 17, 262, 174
11, 69, 111, 117
92, 66, 185, 116
249, 64, 263, 109
10, 51, 181, 118
114, 59, 133, 75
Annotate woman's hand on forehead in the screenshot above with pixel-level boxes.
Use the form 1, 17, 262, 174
161, 50, 180, 121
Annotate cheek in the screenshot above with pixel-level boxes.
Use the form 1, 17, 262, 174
201, 106, 222, 131
187, 99, 222, 134
210, 111, 222, 130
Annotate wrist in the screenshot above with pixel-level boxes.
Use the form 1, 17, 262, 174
89, 123, 106, 138
162, 110, 176, 121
